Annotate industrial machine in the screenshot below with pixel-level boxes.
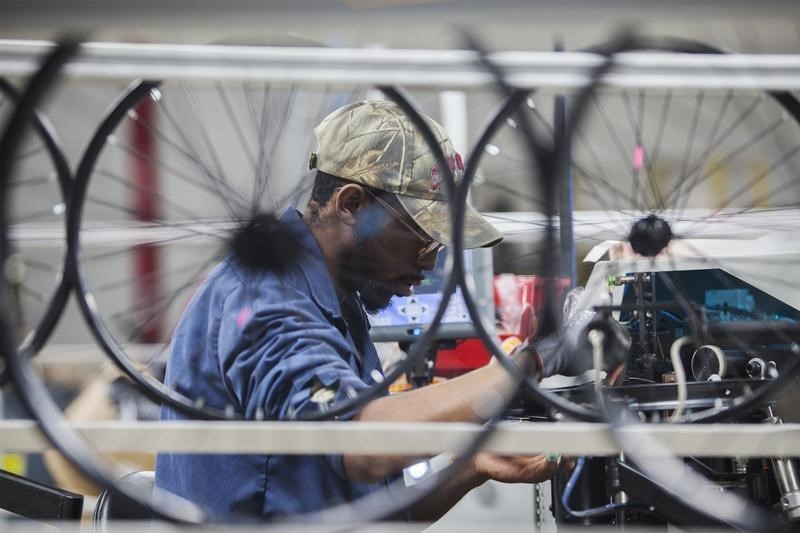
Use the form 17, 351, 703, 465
510, 242, 800, 528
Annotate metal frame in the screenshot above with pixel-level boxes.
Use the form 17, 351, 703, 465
2, 40, 800, 89
2, 420, 800, 457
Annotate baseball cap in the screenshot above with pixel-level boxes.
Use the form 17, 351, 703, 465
308, 100, 503, 249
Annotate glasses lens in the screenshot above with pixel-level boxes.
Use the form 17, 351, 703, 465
365, 187, 444, 259
419, 241, 444, 260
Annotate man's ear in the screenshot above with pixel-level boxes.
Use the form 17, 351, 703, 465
335, 184, 368, 227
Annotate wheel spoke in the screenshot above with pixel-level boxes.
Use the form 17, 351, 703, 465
679, 142, 800, 238
661, 94, 762, 209
12, 145, 45, 162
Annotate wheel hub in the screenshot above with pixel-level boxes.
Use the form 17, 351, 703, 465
628, 214, 672, 257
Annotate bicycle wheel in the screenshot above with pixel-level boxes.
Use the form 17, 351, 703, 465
454, 34, 800, 427
67, 67, 489, 422
0, 77, 72, 383
0, 38, 193, 524
569, 37, 800, 423
461, 35, 789, 529
484, 36, 800, 422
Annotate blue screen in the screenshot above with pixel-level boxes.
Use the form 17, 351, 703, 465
367, 249, 471, 329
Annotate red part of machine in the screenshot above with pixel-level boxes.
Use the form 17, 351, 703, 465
434, 275, 571, 377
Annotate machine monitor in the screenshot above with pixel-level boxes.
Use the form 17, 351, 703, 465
368, 247, 494, 343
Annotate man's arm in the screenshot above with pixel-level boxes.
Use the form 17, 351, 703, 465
342, 356, 522, 483
342, 308, 614, 483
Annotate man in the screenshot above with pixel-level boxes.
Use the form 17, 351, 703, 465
155, 100, 585, 522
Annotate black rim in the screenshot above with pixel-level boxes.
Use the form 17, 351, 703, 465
578, 35, 800, 424
460, 33, 800, 425
62, 76, 509, 523
68, 79, 464, 421
0, 76, 72, 377
0, 38, 184, 524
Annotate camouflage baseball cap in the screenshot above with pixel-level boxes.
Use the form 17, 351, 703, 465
308, 100, 503, 249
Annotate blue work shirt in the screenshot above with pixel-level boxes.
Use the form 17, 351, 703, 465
155, 208, 400, 521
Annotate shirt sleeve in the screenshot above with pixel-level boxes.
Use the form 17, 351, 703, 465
216, 276, 371, 422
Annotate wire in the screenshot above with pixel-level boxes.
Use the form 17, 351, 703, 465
561, 457, 634, 519
659, 309, 683, 323
669, 336, 690, 421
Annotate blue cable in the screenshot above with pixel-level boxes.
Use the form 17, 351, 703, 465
561, 457, 635, 519
658, 310, 683, 323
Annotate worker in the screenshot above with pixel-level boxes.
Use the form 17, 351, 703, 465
155, 100, 594, 522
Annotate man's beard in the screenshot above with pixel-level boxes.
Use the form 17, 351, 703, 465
339, 232, 395, 314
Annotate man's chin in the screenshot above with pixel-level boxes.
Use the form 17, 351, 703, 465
361, 297, 394, 315
359, 287, 395, 315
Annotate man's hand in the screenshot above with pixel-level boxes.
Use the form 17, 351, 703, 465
512, 311, 631, 378
407, 452, 559, 522
472, 452, 559, 484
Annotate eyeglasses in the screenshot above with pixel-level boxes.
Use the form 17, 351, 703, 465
360, 187, 445, 261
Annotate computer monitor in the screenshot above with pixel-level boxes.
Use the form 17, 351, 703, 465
368, 247, 494, 342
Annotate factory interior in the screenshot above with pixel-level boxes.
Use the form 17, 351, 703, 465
2, 1, 800, 531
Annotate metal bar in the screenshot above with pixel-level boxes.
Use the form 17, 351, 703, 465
8, 220, 235, 246
555, 92, 576, 285
2, 41, 800, 89
3, 0, 799, 28
1, 420, 800, 457
553, 39, 577, 286
9, 207, 800, 246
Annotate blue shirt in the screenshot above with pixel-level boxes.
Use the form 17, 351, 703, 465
155, 208, 399, 521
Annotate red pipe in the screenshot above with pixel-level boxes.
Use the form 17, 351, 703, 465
130, 95, 162, 343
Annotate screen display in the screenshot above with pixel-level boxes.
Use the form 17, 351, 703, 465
368, 249, 492, 342
367, 251, 470, 328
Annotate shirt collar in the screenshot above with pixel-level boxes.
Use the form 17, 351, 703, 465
279, 208, 347, 323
